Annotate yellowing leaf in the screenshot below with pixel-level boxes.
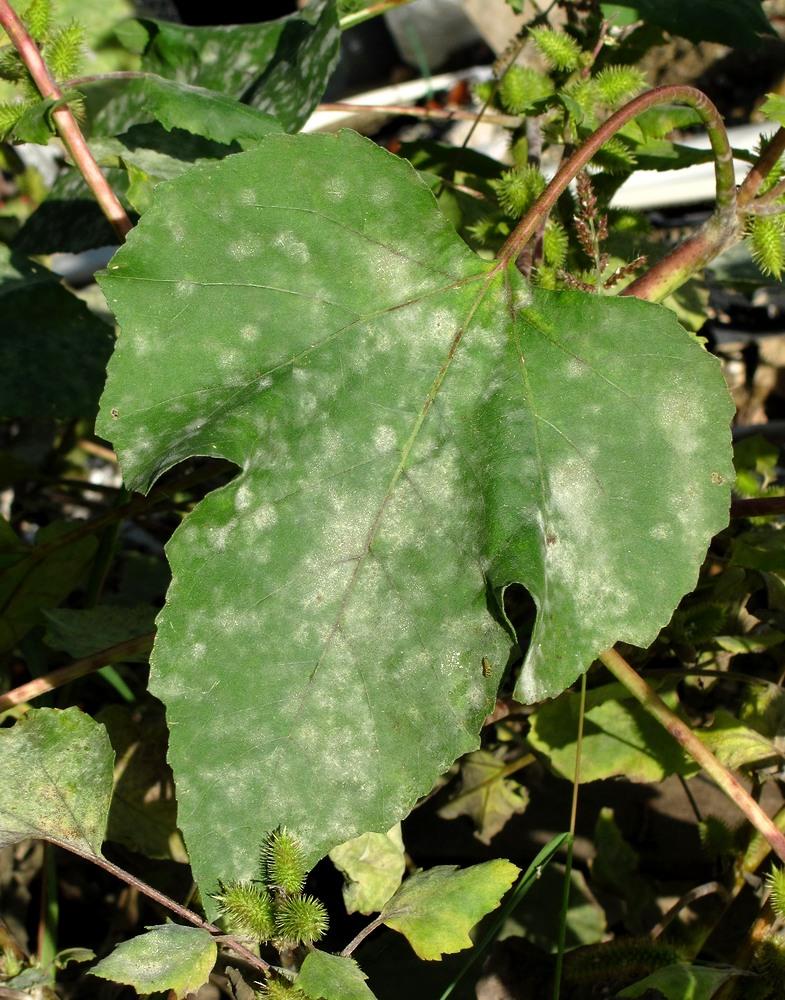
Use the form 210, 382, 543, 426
380, 860, 519, 960
437, 750, 529, 843
329, 825, 405, 914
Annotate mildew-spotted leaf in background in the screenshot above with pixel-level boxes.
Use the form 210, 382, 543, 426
97, 129, 733, 910
129, 0, 340, 132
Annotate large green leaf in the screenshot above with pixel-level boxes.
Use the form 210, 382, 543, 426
0, 708, 113, 856
133, 0, 339, 131
97, 129, 733, 905
600, 0, 773, 48
81, 74, 283, 148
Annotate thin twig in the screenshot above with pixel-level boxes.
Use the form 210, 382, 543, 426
0, 0, 132, 240
341, 915, 385, 957
738, 126, 785, 208
730, 496, 785, 518
50, 839, 271, 974
316, 101, 522, 128
0, 634, 155, 713
600, 646, 785, 865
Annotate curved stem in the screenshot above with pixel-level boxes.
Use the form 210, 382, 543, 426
341, 915, 384, 957
600, 647, 785, 865
0, 0, 132, 241
495, 85, 736, 278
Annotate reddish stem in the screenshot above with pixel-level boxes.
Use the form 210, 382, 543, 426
495, 85, 737, 297
0, 0, 132, 241
738, 125, 785, 207
52, 839, 271, 974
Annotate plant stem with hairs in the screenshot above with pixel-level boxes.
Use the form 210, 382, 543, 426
495, 85, 741, 300
0, 0, 132, 240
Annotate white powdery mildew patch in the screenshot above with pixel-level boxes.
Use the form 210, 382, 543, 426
565, 357, 589, 380
320, 492, 377, 562
234, 50, 253, 73
324, 176, 348, 202
251, 503, 278, 530
513, 285, 534, 311
544, 457, 634, 639
175, 280, 197, 298
217, 348, 241, 371
184, 416, 209, 438
234, 483, 254, 512
228, 236, 263, 261
210, 522, 234, 552
657, 391, 704, 459
201, 39, 220, 64
216, 607, 243, 635
272, 230, 310, 264
240, 324, 259, 342
373, 425, 397, 453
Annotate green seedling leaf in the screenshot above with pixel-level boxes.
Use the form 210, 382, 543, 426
599, 0, 773, 48
715, 631, 785, 653
591, 808, 655, 926
528, 682, 698, 782
695, 709, 782, 769
329, 825, 406, 914
730, 528, 785, 573
134, 0, 339, 131
617, 962, 748, 998
5, 949, 95, 992
503, 865, 606, 951
380, 860, 519, 960
0, 246, 115, 417
437, 750, 529, 844
0, 707, 113, 856
760, 93, 785, 127
10, 96, 59, 144
298, 952, 378, 1000
97, 130, 732, 906
43, 605, 156, 660
0, 522, 98, 654
90, 924, 216, 998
